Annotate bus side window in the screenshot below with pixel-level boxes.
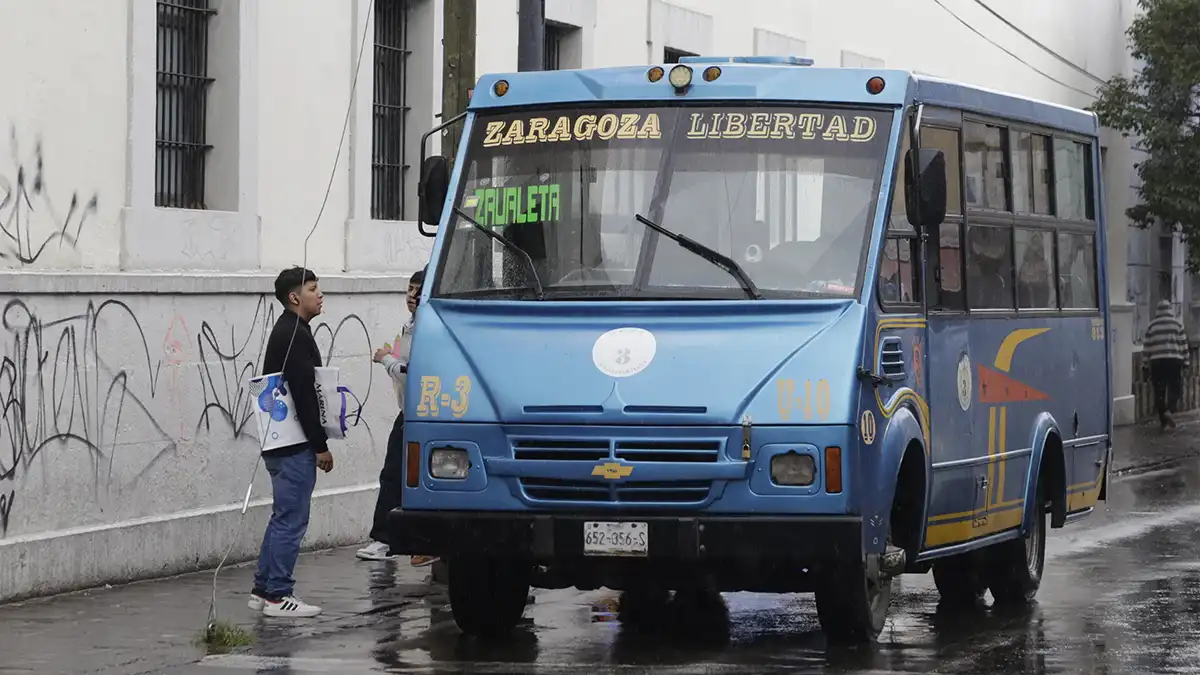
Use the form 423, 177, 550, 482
1058, 231, 1098, 308
1015, 228, 1057, 309
879, 237, 918, 304
881, 126, 920, 307
921, 127, 965, 311
967, 224, 1015, 309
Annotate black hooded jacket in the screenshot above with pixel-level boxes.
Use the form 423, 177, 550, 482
261, 310, 329, 457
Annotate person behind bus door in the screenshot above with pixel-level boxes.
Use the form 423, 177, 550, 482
356, 267, 439, 567
1144, 298, 1190, 429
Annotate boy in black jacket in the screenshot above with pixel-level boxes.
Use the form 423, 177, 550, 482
248, 267, 334, 618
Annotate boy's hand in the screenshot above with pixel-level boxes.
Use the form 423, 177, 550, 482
316, 451, 334, 472
373, 346, 390, 363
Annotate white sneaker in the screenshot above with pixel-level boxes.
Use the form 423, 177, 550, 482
262, 595, 322, 618
247, 591, 267, 611
355, 541, 397, 561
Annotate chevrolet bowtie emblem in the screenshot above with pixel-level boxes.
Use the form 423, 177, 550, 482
592, 462, 633, 480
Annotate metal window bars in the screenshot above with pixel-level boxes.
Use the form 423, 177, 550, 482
155, 0, 215, 210
544, 23, 564, 70
372, 0, 411, 221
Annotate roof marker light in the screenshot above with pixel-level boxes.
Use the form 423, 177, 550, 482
647, 66, 664, 82
493, 80, 510, 97
867, 76, 886, 95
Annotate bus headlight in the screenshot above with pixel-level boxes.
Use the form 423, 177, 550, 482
430, 447, 470, 479
771, 451, 815, 486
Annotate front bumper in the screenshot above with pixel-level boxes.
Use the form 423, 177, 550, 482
387, 510, 862, 563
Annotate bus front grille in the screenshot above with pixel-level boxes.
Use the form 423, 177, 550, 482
512, 439, 609, 462
510, 438, 721, 463
614, 440, 720, 463
519, 478, 712, 504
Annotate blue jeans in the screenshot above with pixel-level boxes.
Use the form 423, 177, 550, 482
253, 448, 317, 600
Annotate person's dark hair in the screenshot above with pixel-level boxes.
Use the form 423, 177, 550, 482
274, 266, 319, 307
409, 266, 426, 287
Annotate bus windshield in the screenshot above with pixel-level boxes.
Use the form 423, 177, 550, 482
434, 105, 893, 300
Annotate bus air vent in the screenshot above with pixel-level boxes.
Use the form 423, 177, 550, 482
879, 336, 907, 379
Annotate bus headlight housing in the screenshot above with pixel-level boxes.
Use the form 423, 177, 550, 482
771, 451, 815, 486
430, 447, 470, 480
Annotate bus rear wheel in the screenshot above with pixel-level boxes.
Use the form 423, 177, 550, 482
447, 557, 532, 638
985, 474, 1047, 605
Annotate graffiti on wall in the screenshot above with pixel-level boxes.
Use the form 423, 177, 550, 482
0, 296, 377, 537
0, 128, 99, 266
0, 299, 173, 494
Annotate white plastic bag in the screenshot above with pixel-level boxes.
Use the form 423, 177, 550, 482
247, 368, 358, 451
315, 366, 355, 440
247, 372, 307, 452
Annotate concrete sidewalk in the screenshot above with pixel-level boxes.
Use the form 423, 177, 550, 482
1112, 412, 1200, 475
2, 420, 1199, 674
0, 547, 445, 675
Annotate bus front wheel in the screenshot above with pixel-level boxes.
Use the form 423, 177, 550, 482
447, 557, 531, 638
815, 522, 897, 643
814, 559, 893, 642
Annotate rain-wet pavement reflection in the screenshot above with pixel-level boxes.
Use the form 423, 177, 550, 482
179, 457, 1200, 674
7, 443, 1200, 674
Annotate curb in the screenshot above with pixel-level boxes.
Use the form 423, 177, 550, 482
1114, 450, 1200, 478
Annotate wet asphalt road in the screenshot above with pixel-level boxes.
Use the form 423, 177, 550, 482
5, 425, 1200, 674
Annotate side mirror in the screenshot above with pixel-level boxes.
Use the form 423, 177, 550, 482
418, 156, 450, 226
904, 148, 947, 229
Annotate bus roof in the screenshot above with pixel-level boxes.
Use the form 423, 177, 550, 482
468, 63, 1099, 138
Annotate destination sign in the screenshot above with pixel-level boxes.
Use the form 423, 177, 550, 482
479, 110, 880, 147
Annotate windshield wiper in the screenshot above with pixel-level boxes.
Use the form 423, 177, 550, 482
634, 213, 761, 300
452, 206, 545, 300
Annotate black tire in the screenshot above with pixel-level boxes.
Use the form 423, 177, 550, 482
986, 475, 1047, 605
447, 557, 531, 638
932, 554, 987, 608
814, 564, 893, 643
618, 586, 671, 627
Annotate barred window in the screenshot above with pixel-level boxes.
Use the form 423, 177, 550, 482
156, 0, 215, 209
544, 22, 568, 70
372, 0, 410, 221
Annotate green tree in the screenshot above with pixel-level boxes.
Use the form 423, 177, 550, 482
1092, 0, 1200, 269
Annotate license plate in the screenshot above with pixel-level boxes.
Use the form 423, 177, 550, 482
583, 521, 648, 557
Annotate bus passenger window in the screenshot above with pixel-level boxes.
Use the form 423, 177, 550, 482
1031, 135, 1053, 214
920, 127, 963, 214
1011, 132, 1034, 213
967, 225, 1014, 309
1015, 228, 1057, 309
879, 237, 917, 304
936, 221, 965, 310
1058, 232, 1098, 308
1054, 139, 1091, 220
964, 123, 1008, 211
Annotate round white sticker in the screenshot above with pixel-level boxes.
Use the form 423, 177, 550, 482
592, 327, 657, 378
956, 352, 973, 411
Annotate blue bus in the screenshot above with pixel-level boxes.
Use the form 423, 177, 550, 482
391, 56, 1112, 642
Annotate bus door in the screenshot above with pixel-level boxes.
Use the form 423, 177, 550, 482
910, 121, 983, 548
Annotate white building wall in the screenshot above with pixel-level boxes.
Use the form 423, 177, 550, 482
0, 0, 1141, 601
0, 0, 427, 602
